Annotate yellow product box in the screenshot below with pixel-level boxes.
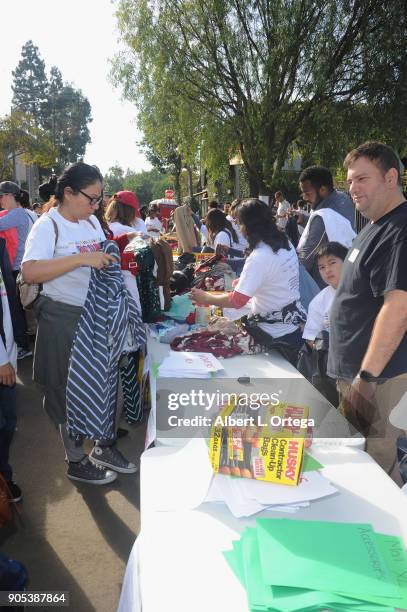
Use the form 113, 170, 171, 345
209, 401, 308, 486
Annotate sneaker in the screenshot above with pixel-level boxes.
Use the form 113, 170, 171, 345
17, 348, 33, 360
7, 481, 22, 502
67, 456, 117, 485
90, 445, 138, 474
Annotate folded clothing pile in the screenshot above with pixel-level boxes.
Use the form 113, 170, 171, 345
170, 328, 261, 359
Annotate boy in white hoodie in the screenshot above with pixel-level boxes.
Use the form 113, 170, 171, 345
303, 241, 348, 346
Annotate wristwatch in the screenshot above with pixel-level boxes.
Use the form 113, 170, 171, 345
357, 369, 381, 383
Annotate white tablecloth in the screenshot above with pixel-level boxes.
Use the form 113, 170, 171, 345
118, 445, 407, 612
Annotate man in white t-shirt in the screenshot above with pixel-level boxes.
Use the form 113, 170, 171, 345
275, 191, 291, 230
145, 205, 163, 237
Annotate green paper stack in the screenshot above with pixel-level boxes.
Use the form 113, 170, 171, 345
223, 519, 407, 611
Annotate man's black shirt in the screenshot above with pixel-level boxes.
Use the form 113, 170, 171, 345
328, 202, 407, 380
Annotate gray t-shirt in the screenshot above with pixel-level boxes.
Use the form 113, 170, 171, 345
0, 207, 30, 270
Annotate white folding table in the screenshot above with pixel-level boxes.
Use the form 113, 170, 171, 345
118, 445, 407, 612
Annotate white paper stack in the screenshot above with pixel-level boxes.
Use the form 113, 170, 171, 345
158, 351, 224, 378
205, 471, 337, 518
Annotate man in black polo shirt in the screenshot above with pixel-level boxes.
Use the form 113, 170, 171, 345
328, 141, 407, 478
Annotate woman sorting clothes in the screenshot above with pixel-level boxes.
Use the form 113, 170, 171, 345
190, 199, 306, 358
203, 208, 242, 256
105, 190, 144, 311
226, 198, 248, 252
22, 163, 140, 485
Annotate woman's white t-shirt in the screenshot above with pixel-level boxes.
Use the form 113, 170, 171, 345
214, 230, 243, 258
302, 285, 335, 341
235, 241, 300, 338
109, 218, 147, 236
22, 208, 106, 307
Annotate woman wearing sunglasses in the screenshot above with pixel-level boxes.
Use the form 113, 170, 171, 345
21, 162, 135, 486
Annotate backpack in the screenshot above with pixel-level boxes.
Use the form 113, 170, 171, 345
16, 216, 59, 310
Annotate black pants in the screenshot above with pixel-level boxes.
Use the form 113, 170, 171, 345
12, 270, 29, 350
241, 318, 303, 366
0, 384, 17, 482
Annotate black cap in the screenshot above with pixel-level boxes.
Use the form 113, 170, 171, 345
0, 181, 20, 196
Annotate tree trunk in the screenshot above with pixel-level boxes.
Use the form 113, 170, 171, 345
174, 170, 182, 204
186, 165, 193, 197
240, 141, 270, 197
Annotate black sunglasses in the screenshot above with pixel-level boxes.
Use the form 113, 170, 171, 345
78, 189, 103, 206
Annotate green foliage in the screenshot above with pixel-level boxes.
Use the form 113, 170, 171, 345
0, 111, 56, 181
104, 164, 125, 194
123, 168, 175, 208
12, 40, 49, 126
112, 0, 407, 195
12, 42, 92, 171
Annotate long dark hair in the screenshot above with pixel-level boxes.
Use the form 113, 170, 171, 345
237, 198, 290, 253
93, 198, 112, 238
205, 208, 238, 244
41, 163, 103, 210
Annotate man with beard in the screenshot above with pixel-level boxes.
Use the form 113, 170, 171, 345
297, 166, 355, 287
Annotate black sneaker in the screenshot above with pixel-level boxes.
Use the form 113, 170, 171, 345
90, 445, 138, 474
67, 456, 117, 485
7, 481, 22, 502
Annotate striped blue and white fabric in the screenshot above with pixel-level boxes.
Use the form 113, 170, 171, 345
66, 241, 146, 441
120, 351, 143, 424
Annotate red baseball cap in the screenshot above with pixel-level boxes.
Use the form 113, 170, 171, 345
114, 191, 140, 211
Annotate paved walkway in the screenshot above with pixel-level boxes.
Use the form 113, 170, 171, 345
0, 356, 145, 612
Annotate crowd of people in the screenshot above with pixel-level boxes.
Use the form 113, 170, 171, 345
192, 141, 407, 482
1, 140, 407, 512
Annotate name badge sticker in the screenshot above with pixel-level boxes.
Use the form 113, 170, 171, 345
348, 248, 360, 263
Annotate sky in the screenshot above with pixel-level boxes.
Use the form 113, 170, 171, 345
0, 0, 150, 175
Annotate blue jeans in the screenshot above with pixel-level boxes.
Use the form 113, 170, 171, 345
0, 384, 17, 482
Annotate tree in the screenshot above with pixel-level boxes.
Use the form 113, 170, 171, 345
104, 164, 125, 194
0, 112, 56, 180
12, 43, 93, 171
112, 0, 407, 194
12, 40, 49, 126
43, 67, 93, 170
51, 84, 92, 170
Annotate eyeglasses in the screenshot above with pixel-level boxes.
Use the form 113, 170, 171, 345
78, 189, 103, 206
